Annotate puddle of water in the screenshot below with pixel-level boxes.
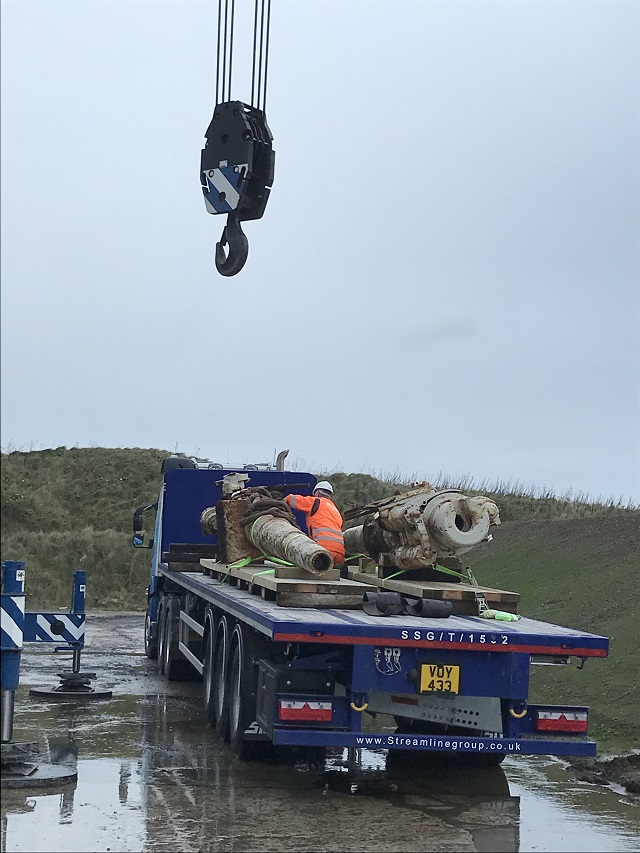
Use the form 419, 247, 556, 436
2, 760, 146, 853
3, 692, 519, 852
3, 618, 639, 853
504, 756, 640, 853
4, 720, 635, 853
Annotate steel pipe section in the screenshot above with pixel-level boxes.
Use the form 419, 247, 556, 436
245, 515, 334, 575
1, 689, 15, 743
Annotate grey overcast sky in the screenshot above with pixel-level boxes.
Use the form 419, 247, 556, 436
1, 0, 639, 503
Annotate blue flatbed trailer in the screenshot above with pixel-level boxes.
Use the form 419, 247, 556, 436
135, 460, 609, 763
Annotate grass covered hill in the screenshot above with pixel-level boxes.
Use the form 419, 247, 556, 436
1, 447, 167, 609
1, 446, 638, 750
463, 514, 639, 752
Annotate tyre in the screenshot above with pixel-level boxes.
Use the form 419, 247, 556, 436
460, 752, 506, 767
144, 605, 158, 660
161, 596, 191, 681
227, 624, 270, 759
213, 616, 232, 741
202, 608, 217, 726
157, 602, 167, 675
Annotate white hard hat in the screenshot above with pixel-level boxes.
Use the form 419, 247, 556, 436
314, 480, 334, 494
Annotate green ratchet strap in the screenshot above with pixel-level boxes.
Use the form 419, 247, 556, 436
258, 554, 295, 566
214, 558, 249, 585
381, 570, 409, 588
467, 569, 479, 586
380, 565, 480, 588
281, 531, 308, 548
434, 564, 480, 586
227, 556, 254, 570
223, 550, 294, 584
249, 518, 262, 543
433, 563, 467, 581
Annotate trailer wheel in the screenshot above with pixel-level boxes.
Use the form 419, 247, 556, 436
461, 752, 506, 767
157, 602, 167, 675
144, 606, 158, 660
161, 596, 191, 681
202, 608, 217, 725
213, 615, 232, 741
227, 624, 269, 759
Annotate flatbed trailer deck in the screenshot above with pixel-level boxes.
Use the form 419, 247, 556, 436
160, 565, 607, 659
156, 563, 608, 759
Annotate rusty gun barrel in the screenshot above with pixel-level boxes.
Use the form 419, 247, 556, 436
245, 515, 334, 575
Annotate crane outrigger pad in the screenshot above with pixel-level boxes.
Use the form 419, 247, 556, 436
29, 670, 112, 701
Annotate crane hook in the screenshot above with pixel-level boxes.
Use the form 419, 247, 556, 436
215, 213, 249, 277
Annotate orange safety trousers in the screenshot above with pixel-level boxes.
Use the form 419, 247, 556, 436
284, 494, 345, 563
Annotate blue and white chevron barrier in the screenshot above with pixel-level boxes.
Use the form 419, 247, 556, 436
2, 563, 92, 742
1, 563, 86, 685
23, 613, 86, 644
1, 561, 26, 693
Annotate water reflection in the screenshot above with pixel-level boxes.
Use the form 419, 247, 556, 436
2, 767, 77, 853
324, 747, 519, 853
140, 694, 523, 851
2, 689, 638, 853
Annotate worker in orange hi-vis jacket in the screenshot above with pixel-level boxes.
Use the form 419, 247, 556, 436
284, 481, 345, 567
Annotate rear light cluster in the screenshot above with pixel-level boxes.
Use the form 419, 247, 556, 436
535, 709, 588, 733
278, 700, 333, 722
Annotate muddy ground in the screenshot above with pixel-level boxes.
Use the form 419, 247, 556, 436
569, 753, 640, 795
2, 613, 638, 853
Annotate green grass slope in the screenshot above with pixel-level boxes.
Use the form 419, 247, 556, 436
465, 515, 640, 752
1, 447, 167, 608
1, 446, 167, 533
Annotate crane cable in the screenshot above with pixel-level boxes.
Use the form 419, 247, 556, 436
216, 0, 236, 105
216, 0, 272, 111
251, 0, 272, 112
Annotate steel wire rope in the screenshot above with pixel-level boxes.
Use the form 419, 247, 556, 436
227, 0, 236, 101
256, 0, 266, 111
251, 0, 260, 106
217, 0, 272, 109
261, 0, 272, 111
221, 0, 229, 103
251, 0, 272, 111
215, 0, 223, 104
216, 0, 236, 105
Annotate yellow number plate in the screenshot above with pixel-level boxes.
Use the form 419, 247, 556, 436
419, 663, 460, 694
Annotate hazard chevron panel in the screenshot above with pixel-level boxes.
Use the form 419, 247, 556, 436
1, 595, 26, 649
201, 165, 247, 214
23, 612, 85, 645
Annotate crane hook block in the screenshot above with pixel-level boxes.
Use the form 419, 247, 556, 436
201, 100, 275, 276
